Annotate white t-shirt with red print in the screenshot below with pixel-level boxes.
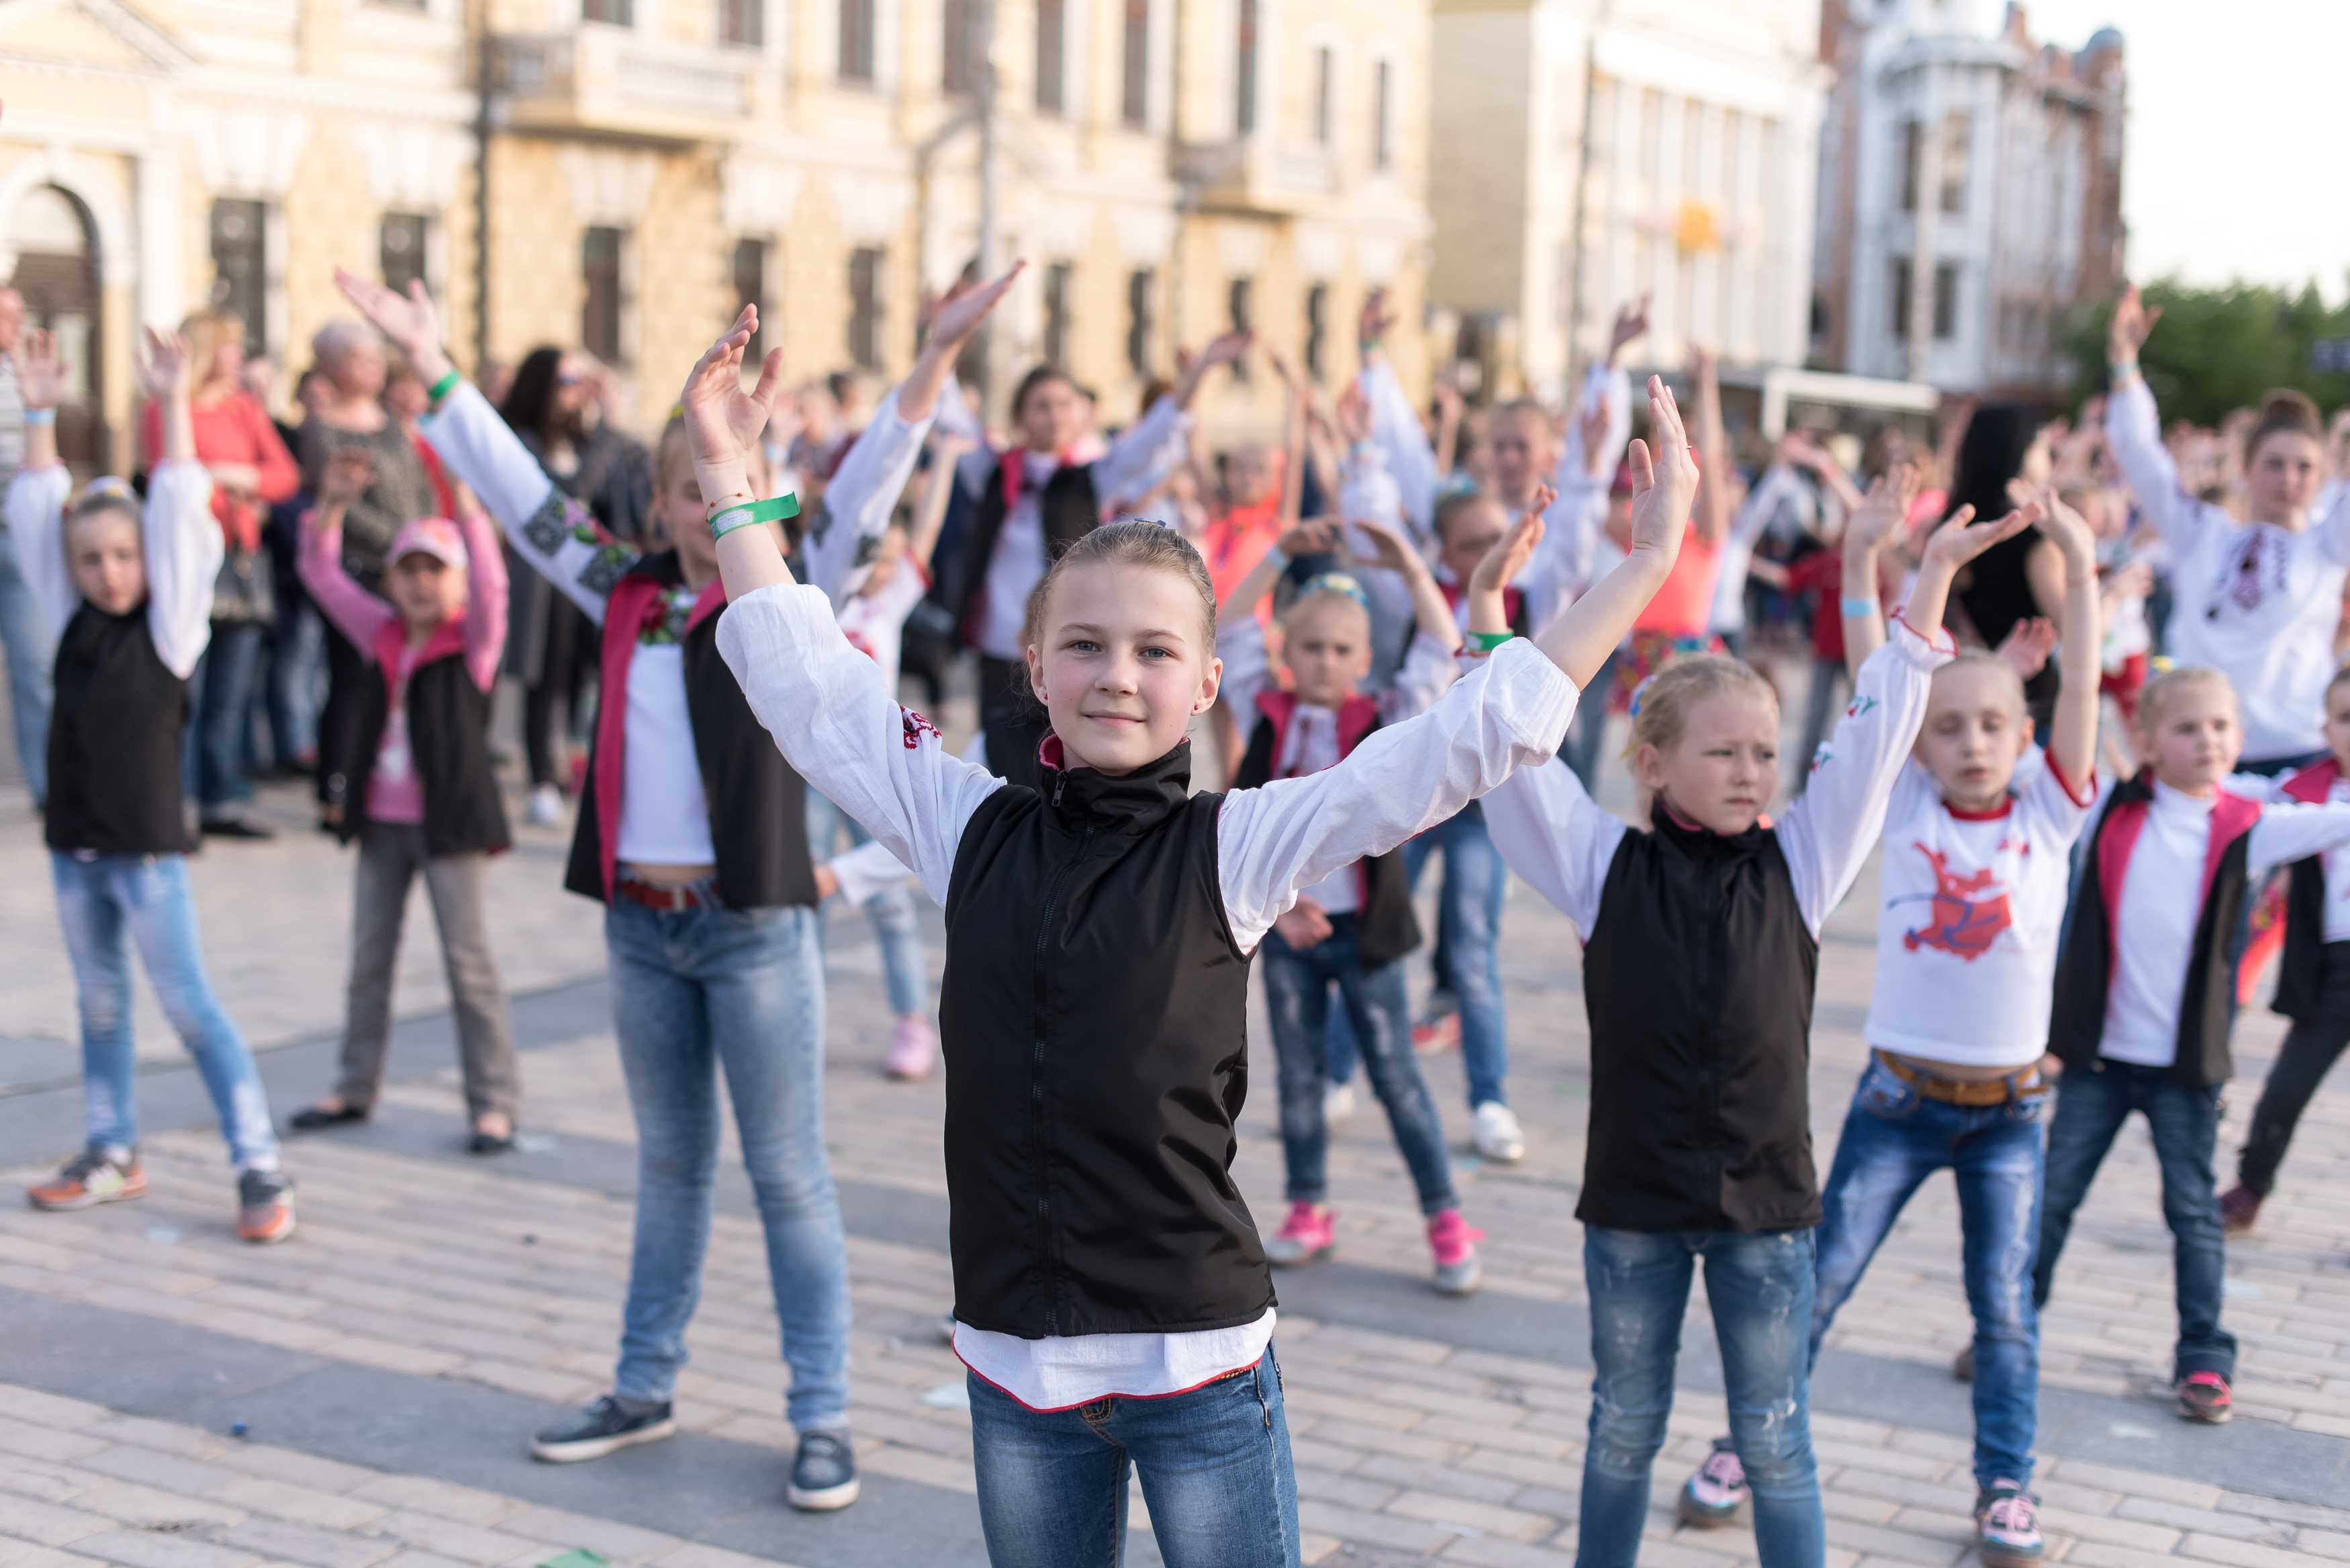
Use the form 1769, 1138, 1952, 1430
1863, 753, 2098, 1068
833, 560, 929, 691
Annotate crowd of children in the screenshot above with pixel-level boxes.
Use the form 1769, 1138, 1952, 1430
12, 268, 2350, 1568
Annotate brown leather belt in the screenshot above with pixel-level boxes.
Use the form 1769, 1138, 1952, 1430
614, 875, 715, 912
1873, 1050, 2047, 1108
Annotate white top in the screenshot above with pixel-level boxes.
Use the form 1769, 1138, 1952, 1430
1482, 617, 1956, 941
615, 637, 716, 866
716, 580, 1577, 1408
2300, 773, 2350, 944
2098, 534, 2153, 667
949, 386, 1192, 660
7, 458, 220, 678
1713, 464, 1816, 636
2101, 780, 2350, 1067
2105, 378, 2350, 763
1864, 754, 2098, 1066
833, 560, 929, 691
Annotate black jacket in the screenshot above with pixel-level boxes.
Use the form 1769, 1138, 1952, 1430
939, 740, 1273, 1338
952, 456, 1101, 643
328, 618, 510, 856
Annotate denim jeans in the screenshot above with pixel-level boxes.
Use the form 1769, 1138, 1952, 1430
804, 792, 927, 1020
1812, 1061, 2045, 1489
1327, 806, 1511, 1113
605, 897, 851, 1431
2034, 1060, 2235, 1382
966, 1347, 1299, 1568
0, 524, 54, 801
50, 852, 279, 1170
269, 597, 326, 767
186, 621, 265, 811
1262, 916, 1457, 1215
1579, 1226, 1824, 1568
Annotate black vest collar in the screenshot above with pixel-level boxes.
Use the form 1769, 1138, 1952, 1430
1039, 737, 1196, 836
1648, 796, 1771, 860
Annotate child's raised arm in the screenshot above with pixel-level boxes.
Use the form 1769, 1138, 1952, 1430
2031, 488, 2106, 794
1213, 518, 1339, 720
5, 329, 79, 645
136, 330, 225, 681
455, 483, 510, 691
1350, 516, 1462, 656
296, 449, 396, 654
1834, 464, 1921, 684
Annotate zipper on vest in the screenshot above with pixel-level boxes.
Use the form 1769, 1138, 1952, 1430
1030, 820, 1092, 1335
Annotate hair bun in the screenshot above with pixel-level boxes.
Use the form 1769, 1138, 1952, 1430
2256, 389, 2322, 434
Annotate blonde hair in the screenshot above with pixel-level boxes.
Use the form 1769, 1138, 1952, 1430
1279, 583, 1372, 641
1931, 651, 2028, 715
2136, 665, 2235, 732
1628, 655, 1777, 756
179, 307, 244, 382
65, 477, 140, 538
1023, 520, 1216, 651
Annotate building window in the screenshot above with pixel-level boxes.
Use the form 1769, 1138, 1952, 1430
1042, 261, 1073, 369
1235, 0, 1259, 136
720, 0, 762, 48
209, 199, 269, 355
1121, 0, 1150, 128
1303, 283, 1329, 381
1372, 59, 1393, 170
733, 238, 769, 358
848, 247, 884, 370
582, 227, 626, 366
581, 0, 632, 24
943, 0, 978, 95
1036, 0, 1066, 113
839, 0, 876, 81
1932, 263, 1958, 340
1226, 277, 1252, 381
1889, 259, 1910, 338
1638, 89, 1662, 186
1683, 101, 1705, 193
1900, 120, 1920, 213
1125, 268, 1155, 375
379, 211, 428, 303
1939, 111, 1970, 215
1313, 46, 1336, 146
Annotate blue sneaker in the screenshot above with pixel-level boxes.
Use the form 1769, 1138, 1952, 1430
788, 1429, 860, 1511
530, 1394, 676, 1463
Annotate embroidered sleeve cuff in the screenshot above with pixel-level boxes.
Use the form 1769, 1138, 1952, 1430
1887, 613, 1958, 666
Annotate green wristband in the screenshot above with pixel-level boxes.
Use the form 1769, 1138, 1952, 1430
708, 493, 802, 540
426, 368, 461, 405
1468, 630, 1514, 652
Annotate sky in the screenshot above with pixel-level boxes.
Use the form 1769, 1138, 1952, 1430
2016, 0, 2350, 301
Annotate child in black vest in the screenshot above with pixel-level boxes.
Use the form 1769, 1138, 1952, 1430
2220, 667, 2350, 1234
13, 328, 295, 1244
2040, 666, 2350, 1425
697, 305, 1696, 1568
336, 262, 1015, 1510
1482, 497, 2035, 1568
287, 448, 518, 1150
1219, 503, 1541, 1295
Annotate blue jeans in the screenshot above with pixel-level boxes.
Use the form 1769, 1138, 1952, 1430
605, 897, 851, 1431
966, 1347, 1299, 1568
804, 793, 927, 1020
2034, 1060, 2235, 1382
1262, 917, 1457, 1215
185, 621, 265, 811
1579, 1226, 1824, 1568
1812, 1061, 2045, 1489
0, 525, 54, 802
50, 852, 279, 1170
269, 598, 326, 767
1326, 807, 1511, 1112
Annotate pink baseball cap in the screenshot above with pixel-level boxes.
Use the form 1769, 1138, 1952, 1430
390, 517, 468, 572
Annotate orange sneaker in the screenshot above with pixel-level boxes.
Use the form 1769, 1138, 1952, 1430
236, 1168, 297, 1244
28, 1148, 146, 1211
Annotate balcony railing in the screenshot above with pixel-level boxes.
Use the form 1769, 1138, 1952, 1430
489, 30, 751, 141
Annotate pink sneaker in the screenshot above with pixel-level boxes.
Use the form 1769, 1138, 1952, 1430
1678, 1438, 1747, 1526
1264, 1202, 1336, 1265
1427, 1208, 1484, 1295
884, 1018, 937, 1081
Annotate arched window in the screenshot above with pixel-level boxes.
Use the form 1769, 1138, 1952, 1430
11, 184, 105, 468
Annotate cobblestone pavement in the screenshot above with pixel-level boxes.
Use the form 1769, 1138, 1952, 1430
5, 694, 2349, 1567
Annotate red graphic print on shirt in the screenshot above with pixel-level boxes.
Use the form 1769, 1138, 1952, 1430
1893, 844, 2012, 961
900, 707, 943, 750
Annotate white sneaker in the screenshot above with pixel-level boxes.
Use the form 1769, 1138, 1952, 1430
1323, 1081, 1358, 1125
526, 783, 564, 826
1472, 1101, 1525, 1163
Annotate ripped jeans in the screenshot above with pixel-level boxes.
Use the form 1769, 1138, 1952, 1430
1812, 1059, 2045, 1489
1579, 1225, 1822, 1568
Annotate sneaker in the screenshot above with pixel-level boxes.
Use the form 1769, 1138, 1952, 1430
1953, 1342, 1975, 1383
525, 783, 565, 826
1975, 1480, 2043, 1567
787, 1429, 861, 1511
28, 1148, 146, 1211
884, 1018, 937, 1081
236, 1169, 297, 1244
1411, 1012, 1461, 1055
531, 1393, 678, 1462
1677, 1438, 1748, 1527
2217, 1184, 2262, 1238
1427, 1208, 1484, 1295
1322, 1079, 1358, 1125
2177, 1371, 2233, 1424
1264, 1201, 1337, 1265
1472, 1101, 1526, 1164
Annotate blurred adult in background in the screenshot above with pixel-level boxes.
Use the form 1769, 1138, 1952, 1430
497, 346, 651, 825
143, 307, 299, 838
1943, 404, 2060, 724
0, 283, 50, 802
263, 365, 333, 776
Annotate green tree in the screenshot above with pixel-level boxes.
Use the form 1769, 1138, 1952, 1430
2062, 278, 2350, 424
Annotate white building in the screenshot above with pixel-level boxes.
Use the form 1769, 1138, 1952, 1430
1428, 0, 1829, 401
1812, 0, 2124, 396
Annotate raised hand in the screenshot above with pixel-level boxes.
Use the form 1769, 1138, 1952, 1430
679, 305, 786, 480
1607, 295, 1652, 364
927, 262, 1024, 354
1194, 331, 1252, 371
334, 268, 443, 366
1924, 502, 2040, 573
2030, 486, 2096, 569
1471, 486, 1553, 595
1277, 517, 1342, 558
1844, 465, 1922, 559
317, 448, 376, 511
17, 328, 65, 410
1994, 616, 2057, 682
1348, 516, 1423, 575
1433, 368, 1464, 421
1333, 382, 1372, 445
138, 328, 191, 400
1578, 397, 1613, 478
2108, 283, 2161, 365
1623, 377, 1697, 559
1358, 289, 1395, 352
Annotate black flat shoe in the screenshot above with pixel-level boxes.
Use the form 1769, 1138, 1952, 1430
201, 816, 277, 840
469, 1127, 518, 1156
289, 1104, 369, 1132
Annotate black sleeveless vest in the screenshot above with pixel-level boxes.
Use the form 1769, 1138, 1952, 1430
939, 740, 1272, 1338
328, 623, 510, 857
46, 604, 194, 857
951, 458, 1102, 642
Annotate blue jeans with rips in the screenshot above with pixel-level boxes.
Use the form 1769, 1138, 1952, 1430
804, 791, 927, 1020
604, 896, 851, 1432
966, 1347, 1299, 1568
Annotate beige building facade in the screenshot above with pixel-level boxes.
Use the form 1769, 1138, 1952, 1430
1, 0, 1432, 471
